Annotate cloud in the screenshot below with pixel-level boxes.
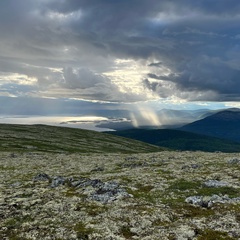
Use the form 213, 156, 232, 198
0, 0, 240, 105
62, 67, 109, 89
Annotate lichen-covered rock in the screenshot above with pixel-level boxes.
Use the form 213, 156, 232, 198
50, 176, 66, 188
203, 180, 229, 188
70, 177, 103, 188
185, 194, 240, 208
90, 181, 131, 203
228, 158, 240, 164
33, 173, 51, 182
181, 163, 201, 170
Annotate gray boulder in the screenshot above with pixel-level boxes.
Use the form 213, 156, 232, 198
228, 158, 240, 164
185, 194, 240, 208
51, 176, 66, 188
33, 173, 51, 182
70, 177, 103, 188
90, 181, 131, 203
203, 180, 228, 188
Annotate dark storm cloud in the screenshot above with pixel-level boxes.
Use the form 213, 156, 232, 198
1, 0, 240, 103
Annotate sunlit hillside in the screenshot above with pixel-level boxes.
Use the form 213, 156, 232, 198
0, 124, 162, 153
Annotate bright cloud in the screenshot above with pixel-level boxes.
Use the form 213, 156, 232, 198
0, 0, 240, 116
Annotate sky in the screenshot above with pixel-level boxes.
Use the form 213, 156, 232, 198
0, 0, 240, 128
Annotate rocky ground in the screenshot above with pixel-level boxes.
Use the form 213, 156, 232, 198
1, 151, 240, 239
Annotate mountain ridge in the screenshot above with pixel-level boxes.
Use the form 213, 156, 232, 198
0, 123, 163, 153
108, 128, 240, 152
179, 109, 240, 142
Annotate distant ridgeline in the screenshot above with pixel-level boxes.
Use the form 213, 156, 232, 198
179, 109, 240, 143
0, 124, 163, 153
108, 127, 240, 153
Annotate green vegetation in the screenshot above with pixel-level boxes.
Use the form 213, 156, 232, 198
167, 179, 240, 201
127, 184, 157, 204
1, 147, 240, 239
120, 225, 136, 239
180, 110, 240, 143
3, 216, 34, 240
168, 179, 201, 191
73, 222, 94, 239
0, 123, 163, 153
108, 128, 240, 152
197, 229, 235, 240
197, 186, 240, 198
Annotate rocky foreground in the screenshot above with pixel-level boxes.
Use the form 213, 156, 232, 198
1, 151, 240, 239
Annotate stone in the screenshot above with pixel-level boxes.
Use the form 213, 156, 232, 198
91, 166, 104, 172
228, 158, 240, 164
185, 194, 240, 208
90, 181, 130, 203
50, 176, 66, 188
33, 173, 51, 182
11, 182, 22, 187
70, 177, 103, 188
181, 164, 201, 170
203, 180, 228, 188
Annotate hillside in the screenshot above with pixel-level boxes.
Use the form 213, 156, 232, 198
1, 124, 240, 239
1, 151, 240, 239
108, 128, 240, 152
180, 109, 240, 142
0, 124, 162, 153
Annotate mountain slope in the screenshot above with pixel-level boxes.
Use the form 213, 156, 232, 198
180, 109, 240, 142
108, 128, 240, 152
0, 124, 163, 153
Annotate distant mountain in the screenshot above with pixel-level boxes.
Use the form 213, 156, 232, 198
97, 108, 214, 130
179, 109, 240, 142
108, 128, 240, 152
0, 124, 163, 153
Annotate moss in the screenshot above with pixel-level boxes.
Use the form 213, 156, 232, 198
197, 229, 235, 240
167, 179, 240, 199
64, 188, 84, 198
127, 184, 156, 203
156, 169, 174, 180
5, 215, 34, 228
120, 225, 136, 239
135, 183, 154, 192
3, 216, 34, 240
177, 204, 215, 218
0, 165, 16, 171
5, 218, 19, 228
73, 222, 94, 239
152, 219, 170, 227
119, 176, 133, 184
197, 186, 240, 198
168, 179, 201, 191
85, 203, 108, 216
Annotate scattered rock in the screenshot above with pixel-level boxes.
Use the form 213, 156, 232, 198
91, 166, 104, 172
33, 173, 130, 203
185, 195, 240, 208
51, 176, 66, 188
90, 181, 131, 203
203, 180, 229, 188
182, 164, 201, 170
3, 151, 240, 239
33, 173, 51, 182
10, 182, 21, 187
9, 153, 17, 158
125, 156, 139, 161
70, 177, 103, 188
121, 162, 148, 169
228, 158, 240, 164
